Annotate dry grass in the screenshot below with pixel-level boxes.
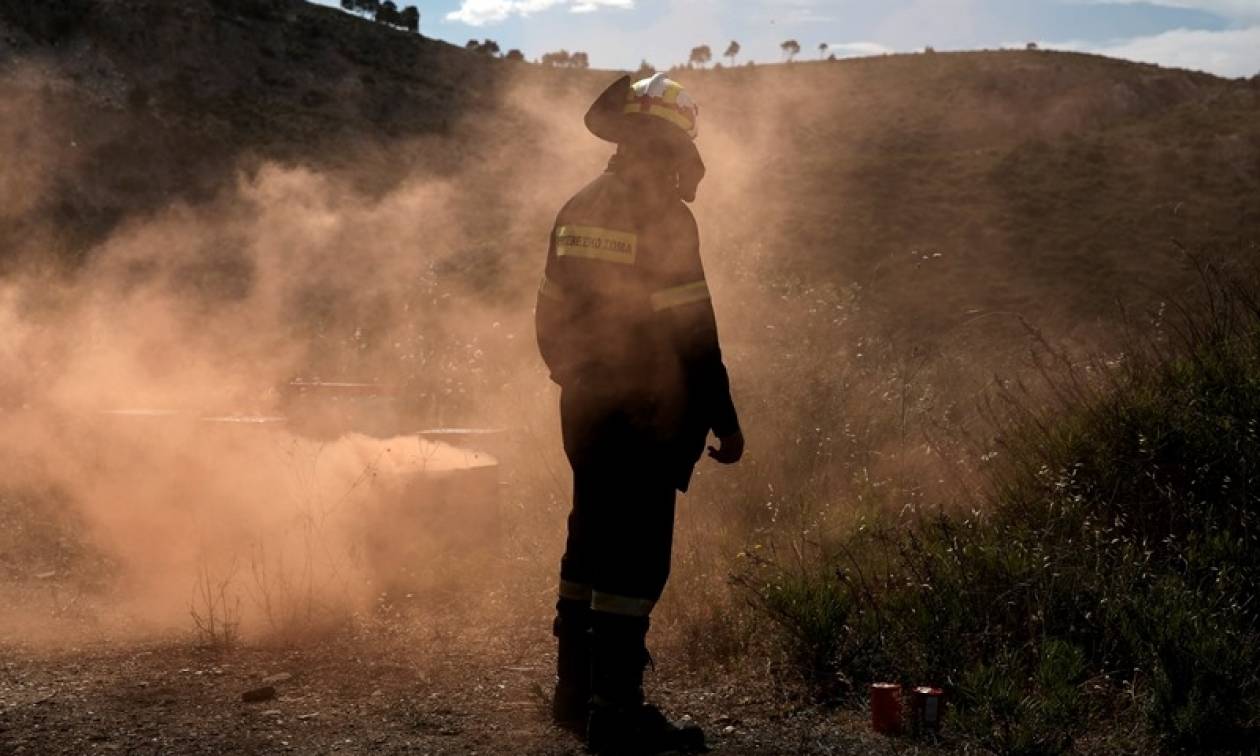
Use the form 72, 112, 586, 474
737, 252, 1260, 753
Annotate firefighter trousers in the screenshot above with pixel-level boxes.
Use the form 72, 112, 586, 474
554, 383, 679, 707
556, 383, 679, 617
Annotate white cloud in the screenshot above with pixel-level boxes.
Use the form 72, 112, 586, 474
572, 0, 633, 12
825, 41, 896, 58
1043, 24, 1260, 77
446, 0, 632, 26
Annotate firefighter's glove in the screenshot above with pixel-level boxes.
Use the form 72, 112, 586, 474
707, 430, 745, 465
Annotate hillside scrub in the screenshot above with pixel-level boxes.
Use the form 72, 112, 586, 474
744, 253, 1260, 753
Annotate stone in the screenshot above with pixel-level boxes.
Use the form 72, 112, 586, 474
241, 686, 276, 703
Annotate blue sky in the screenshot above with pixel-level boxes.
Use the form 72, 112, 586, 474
308, 0, 1260, 78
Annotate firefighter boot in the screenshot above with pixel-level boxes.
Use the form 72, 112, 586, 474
552, 598, 592, 736
587, 612, 706, 755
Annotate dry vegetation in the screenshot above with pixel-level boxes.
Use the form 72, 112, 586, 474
1, 0, 1259, 753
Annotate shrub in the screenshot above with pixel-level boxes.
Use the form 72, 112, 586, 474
952, 640, 1086, 756
744, 255, 1260, 749
744, 564, 856, 695
5, 0, 93, 42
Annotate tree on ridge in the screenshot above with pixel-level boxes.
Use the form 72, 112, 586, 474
688, 45, 712, 69
399, 5, 418, 32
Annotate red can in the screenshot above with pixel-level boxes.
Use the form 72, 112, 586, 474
911, 686, 945, 732
870, 682, 903, 734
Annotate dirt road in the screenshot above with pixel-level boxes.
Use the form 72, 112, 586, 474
0, 618, 928, 755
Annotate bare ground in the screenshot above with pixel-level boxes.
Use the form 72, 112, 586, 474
0, 613, 950, 755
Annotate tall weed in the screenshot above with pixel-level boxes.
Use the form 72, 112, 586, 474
743, 252, 1260, 750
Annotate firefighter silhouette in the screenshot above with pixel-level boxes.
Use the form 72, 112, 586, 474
535, 73, 744, 754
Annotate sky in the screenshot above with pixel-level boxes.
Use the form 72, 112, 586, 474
308, 0, 1260, 78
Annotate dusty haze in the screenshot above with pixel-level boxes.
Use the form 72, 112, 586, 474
0, 56, 802, 646
1, 35, 1257, 649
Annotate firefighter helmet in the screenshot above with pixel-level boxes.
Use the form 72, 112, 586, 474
586, 73, 699, 145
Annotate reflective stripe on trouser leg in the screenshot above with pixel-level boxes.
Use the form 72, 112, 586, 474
559, 579, 593, 602
591, 591, 656, 618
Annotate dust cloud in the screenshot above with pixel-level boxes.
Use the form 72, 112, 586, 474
0, 53, 1093, 648
0, 64, 612, 645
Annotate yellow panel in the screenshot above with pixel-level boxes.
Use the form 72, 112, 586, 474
555, 225, 638, 265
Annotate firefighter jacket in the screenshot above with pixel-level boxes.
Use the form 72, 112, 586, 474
535, 156, 739, 490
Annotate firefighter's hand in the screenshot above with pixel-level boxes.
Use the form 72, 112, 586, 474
707, 430, 745, 465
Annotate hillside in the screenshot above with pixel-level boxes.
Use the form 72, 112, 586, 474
689, 53, 1260, 340
2, 0, 1257, 344
0, 0, 556, 264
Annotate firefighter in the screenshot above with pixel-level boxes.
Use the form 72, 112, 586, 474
535, 73, 744, 755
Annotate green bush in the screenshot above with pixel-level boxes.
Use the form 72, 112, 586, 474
951, 640, 1086, 755
744, 260, 1260, 751
751, 566, 860, 696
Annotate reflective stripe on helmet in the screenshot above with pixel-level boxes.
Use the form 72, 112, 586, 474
555, 225, 639, 265
650, 280, 710, 312
591, 591, 656, 617
624, 73, 698, 140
